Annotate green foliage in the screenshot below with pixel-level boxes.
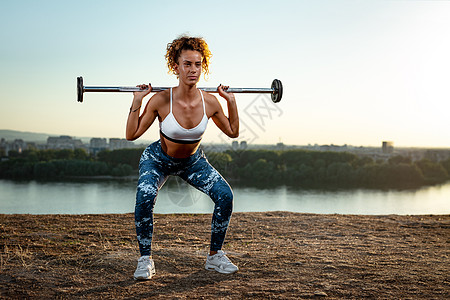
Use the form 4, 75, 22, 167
415, 159, 449, 184
74, 148, 89, 160
1, 147, 449, 189
33, 160, 109, 179
352, 156, 374, 168
0, 149, 123, 179
441, 158, 450, 175
240, 158, 278, 185
54, 149, 74, 160
205, 151, 233, 176
223, 149, 447, 188
389, 155, 412, 165
97, 148, 144, 169
111, 164, 133, 177
7, 150, 21, 158
21, 150, 39, 162
0, 159, 35, 179
357, 163, 425, 188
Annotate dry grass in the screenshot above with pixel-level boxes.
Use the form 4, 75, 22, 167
1, 212, 449, 299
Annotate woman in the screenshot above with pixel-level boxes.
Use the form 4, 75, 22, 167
126, 36, 239, 280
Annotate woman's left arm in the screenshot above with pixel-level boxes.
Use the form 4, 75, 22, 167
210, 85, 239, 138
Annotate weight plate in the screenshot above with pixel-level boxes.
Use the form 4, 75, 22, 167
77, 76, 84, 102
271, 79, 283, 103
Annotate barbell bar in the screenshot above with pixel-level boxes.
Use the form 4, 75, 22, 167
76, 76, 283, 103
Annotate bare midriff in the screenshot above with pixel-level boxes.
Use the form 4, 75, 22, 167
160, 134, 201, 158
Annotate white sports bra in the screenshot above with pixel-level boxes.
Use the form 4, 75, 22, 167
159, 88, 208, 144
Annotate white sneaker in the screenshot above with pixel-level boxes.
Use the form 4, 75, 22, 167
134, 256, 156, 280
205, 250, 238, 274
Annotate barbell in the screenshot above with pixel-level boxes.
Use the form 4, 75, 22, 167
76, 76, 283, 103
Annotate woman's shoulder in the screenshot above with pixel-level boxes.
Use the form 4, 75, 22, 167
202, 90, 219, 104
149, 89, 170, 105
202, 91, 222, 116
142, 89, 169, 116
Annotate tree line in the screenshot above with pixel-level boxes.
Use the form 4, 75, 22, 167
0, 149, 135, 180
218, 149, 450, 189
1, 148, 449, 189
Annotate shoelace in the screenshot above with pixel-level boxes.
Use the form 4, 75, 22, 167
216, 253, 232, 264
137, 258, 151, 270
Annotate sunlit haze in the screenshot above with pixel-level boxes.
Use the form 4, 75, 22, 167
1, 0, 449, 147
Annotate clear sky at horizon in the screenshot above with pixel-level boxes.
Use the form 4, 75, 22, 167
1, 0, 449, 148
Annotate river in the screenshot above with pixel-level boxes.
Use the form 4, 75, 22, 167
0, 179, 449, 215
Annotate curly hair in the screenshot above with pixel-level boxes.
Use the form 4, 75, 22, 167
165, 35, 212, 78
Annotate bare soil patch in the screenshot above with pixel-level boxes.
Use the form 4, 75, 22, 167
1, 212, 449, 299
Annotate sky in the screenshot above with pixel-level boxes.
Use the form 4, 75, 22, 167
1, 0, 449, 148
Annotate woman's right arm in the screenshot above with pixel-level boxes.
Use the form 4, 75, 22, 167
125, 84, 158, 141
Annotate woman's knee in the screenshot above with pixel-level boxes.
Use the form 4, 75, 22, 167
214, 182, 233, 208
136, 174, 159, 207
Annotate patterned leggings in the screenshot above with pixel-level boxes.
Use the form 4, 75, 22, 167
135, 140, 233, 256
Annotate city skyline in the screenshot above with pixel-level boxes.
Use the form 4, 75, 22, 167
3, 131, 450, 168
1, 1, 450, 148
2, 129, 450, 151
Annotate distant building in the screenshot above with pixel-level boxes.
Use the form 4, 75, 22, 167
230, 140, 249, 151
0, 138, 28, 155
90, 138, 107, 155
382, 141, 394, 154
47, 136, 83, 150
109, 138, 134, 150
13, 139, 27, 153
26, 142, 37, 150
232, 141, 239, 151
90, 138, 107, 148
201, 143, 230, 153
276, 142, 285, 150
0, 138, 5, 156
424, 149, 450, 162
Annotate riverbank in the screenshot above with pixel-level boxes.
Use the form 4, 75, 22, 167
3, 147, 450, 189
1, 212, 449, 299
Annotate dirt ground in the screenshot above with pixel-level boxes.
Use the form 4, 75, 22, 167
0, 212, 449, 299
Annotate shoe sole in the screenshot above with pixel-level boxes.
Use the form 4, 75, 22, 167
134, 269, 156, 280
205, 264, 238, 274
134, 274, 155, 280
